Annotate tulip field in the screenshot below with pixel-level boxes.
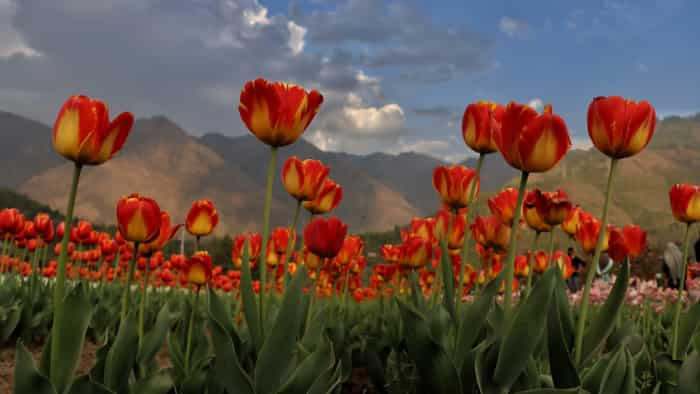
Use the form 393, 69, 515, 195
2, 80, 700, 394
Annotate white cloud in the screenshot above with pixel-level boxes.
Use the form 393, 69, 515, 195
528, 98, 544, 111
342, 103, 405, 136
287, 21, 306, 55
394, 138, 467, 163
243, 6, 270, 26
571, 135, 593, 151
0, 0, 39, 58
499, 16, 533, 40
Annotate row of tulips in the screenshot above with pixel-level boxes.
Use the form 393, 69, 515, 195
4, 75, 700, 394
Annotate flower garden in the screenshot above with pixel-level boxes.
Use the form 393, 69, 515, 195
2, 79, 700, 393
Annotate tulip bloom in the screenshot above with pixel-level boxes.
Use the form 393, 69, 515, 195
282, 157, 330, 202
488, 188, 519, 226
408, 217, 436, 242
238, 78, 324, 147
435, 210, 467, 250
0, 208, 25, 235
471, 215, 511, 253
462, 101, 504, 154
576, 218, 614, 254
184, 251, 213, 287
33, 214, 54, 241
116, 194, 162, 243
140, 211, 182, 254
304, 216, 348, 258
303, 178, 343, 214
270, 227, 296, 255
402, 236, 433, 268
186, 200, 219, 237
495, 102, 571, 173
381, 244, 404, 264
52, 95, 134, 166
515, 255, 530, 278
587, 96, 656, 159
561, 205, 588, 238
231, 233, 263, 269
608, 225, 647, 262
523, 189, 552, 233
432, 165, 480, 209
669, 184, 700, 223
533, 251, 548, 273
552, 251, 574, 280
336, 235, 364, 265
541, 189, 572, 226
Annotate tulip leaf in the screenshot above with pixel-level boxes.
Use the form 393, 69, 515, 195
208, 312, 255, 394
493, 267, 557, 392
279, 336, 335, 394
52, 283, 93, 394
1, 305, 21, 341
599, 346, 635, 394
306, 360, 344, 394
130, 372, 174, 394
474, 340, 502, 394
207, 287, 241, 351
679, 350, 700, 394
579, 261, 630, 366
513, 388, 590, 394
137, 302, 175, 366
439, 238, 456, 322
14, 340, 56, 394
409, 269, 425, 310
239, 239, 262, 353
455, 268, 503, 368
301, 305, 328, 353
396, 298, 462, 394
676, 302, 700, 359
104, 312, 138, 393
66, 376, 113, 394
254, 265, 308, 394
547, 269, 580, 389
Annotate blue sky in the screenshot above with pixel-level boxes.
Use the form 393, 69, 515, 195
0, 0, 698, 162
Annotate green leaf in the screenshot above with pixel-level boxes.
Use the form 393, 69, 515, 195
254, 265, 308, 394
678, 350, 700, 394
363, 348, 387, 394
52, 283, 93, 394
547, 270, 580, 389
130, 372, 173, 394
208, 312, 255, 394
207, 286, 240, 348
439, 238, 456, 322
1, 305, 21, 341
396, 298, 462, 394
14, 340, 56, 394
455, 268, 503, 368
579, 261, 629, 365
409, 270, 424, 310
239, 239, 262, 353
513, 388, 590, 394
66, 376, 113, 394
300, 305, 328, 353
306, 361, 344, 394
598, 346, 635, 394
677, 302, 700, 358
474, 340, 502, 394
279, 336, 335, 394
494, 267, 557, 392
104, 312, 138, 393
137, 303, 175, 366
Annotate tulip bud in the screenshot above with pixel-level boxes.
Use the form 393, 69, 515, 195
186, 199, 219, 237
587, 96, 656, 159
669, 184, 700, 223
282, 157, 330, 201
302, 178, 342, 214
303, 216, 348, 259
462, 101, 504, 154
184, 251, 213, 287
432, 165, 479, 209
116, 194, 162, 243
488, 188, 519, 226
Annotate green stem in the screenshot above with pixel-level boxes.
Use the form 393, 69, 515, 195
138, 255, 151, 349
49, 163, 82, 388
194, 236, 200, 253
258, 146, 278, 337
304, 263, 323, 336
672, 223, 693, 359
458, 153, 485, 307
281, 201, 302, 291
574, 158, 618, 365
525, 232, 541, 297
184, 289, 200, 373
120, 242, 140, 321
547, 230, 556, 266
503, 171, 529, 315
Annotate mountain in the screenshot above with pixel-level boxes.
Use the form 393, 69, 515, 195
525, 113, 700, 247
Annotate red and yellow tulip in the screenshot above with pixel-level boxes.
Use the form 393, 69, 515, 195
488, 188, 519, 226
303, 178, 343, 214
462, 101, 504, 154
184, 251, 213, 287
669, 184, 700, 223
471, 215, 511, 253
282, 157, 330, 201
432, 165, 480, 209
186, 200, 219, 237
608, 225, 648, 262
140, 211, 181, 254
116, 194, 162, 243
587, 96, 656, 159
303, 216, 348, 258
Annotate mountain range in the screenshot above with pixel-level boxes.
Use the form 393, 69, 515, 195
2, 109, 698, 245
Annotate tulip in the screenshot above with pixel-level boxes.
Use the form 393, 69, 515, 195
669, 184, 700, 223
402, 236, 433, 269
336, 235, 364, 265
495, 102, 571, 173
523, 189, 552, 233
541, 189, 572, 226
140, 211, 182, 254
608, 225, 647, 262
231, 233, 263, 269
408, 217, 436, 243
515, 254, 530, 278
576, 217, 613, 255
239, 78, 324, 148
552, 251, 573, 280
33, 213, 53, 241
575, 96, 656, 364
435, 210, 467, 250
184, 251, 213, 287
0, 208, 25, 235
432, 165, 480, 210
116, 194, 162, 243
533, 251, 549, 273
462, 101, 504, 154
52, 95, 135, 166
186, 199, 219, 238
282, 157, 330, 202
668, 185, 700, 357
381, 244, 404, 264
302, 248, 323, 270
270, 227, 296, 255
303, 216, 347, 259
561, 205, 587, 238
470, 215, 511, 254
488, 188, 519, 226
302, 178, 343, 215
587, 96, 656, 159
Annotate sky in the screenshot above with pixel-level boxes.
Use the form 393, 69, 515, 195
0, 0, 698, 163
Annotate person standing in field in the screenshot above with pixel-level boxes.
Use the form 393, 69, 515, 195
664, 241, 683, 289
